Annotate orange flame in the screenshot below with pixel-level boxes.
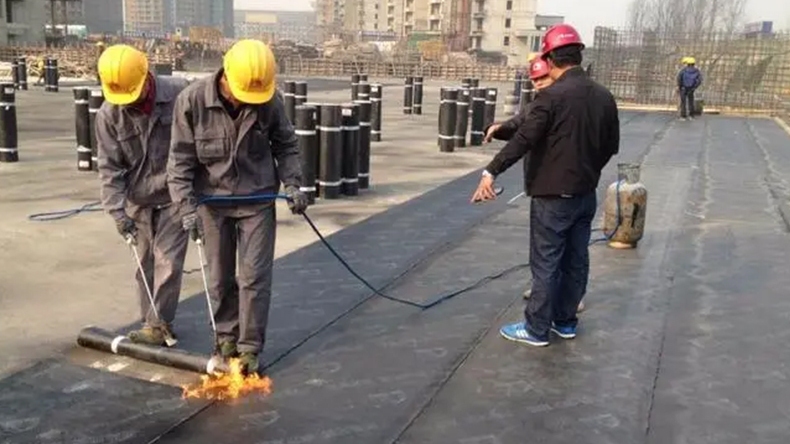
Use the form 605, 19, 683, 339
181, 358, 273, 401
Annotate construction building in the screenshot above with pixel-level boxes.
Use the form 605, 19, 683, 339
314, 0, 560, 64
123, 0, 234, 37
45, 0, 123, 35
235, 10, 316, 44
122, 0, 164, 34
0, 0, 47, 44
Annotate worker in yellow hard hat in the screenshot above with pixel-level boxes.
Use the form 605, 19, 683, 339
166, 39, 307, 376
677, 55, 702, 120
95, 44, 191, 347
35, 56, 45, 85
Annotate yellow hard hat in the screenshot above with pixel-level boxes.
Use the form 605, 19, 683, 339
686, 56, 696, 65
98, 44, 149, 105
527, 52, 541, 63
222, 39, 276, 104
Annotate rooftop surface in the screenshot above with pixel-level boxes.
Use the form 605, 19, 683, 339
1, 79, 789, 444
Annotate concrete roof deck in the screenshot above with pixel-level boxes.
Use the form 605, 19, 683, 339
1, 79, 789, 444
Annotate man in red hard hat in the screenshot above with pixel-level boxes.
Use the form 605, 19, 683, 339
484, 58, 586, 313
484, 58, 552, 144
471, 23, 620, 346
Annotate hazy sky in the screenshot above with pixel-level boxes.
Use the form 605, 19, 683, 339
238, 0, 790, 42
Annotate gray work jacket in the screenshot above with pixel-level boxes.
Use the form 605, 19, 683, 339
166, 70, 301, 216
97, 74, 189, 218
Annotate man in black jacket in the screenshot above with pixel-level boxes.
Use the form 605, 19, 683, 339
471, 24, 619, 346
484, 58, 585, 312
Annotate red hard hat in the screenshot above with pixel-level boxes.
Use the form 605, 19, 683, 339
529, 59, 550, 80
540, 24, 585, 57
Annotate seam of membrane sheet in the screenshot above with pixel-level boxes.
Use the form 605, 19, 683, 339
146, 185, 514, 443
146, 111, 652, 443
388, 292, 522, 443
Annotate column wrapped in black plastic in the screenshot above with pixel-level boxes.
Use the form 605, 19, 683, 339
470, 87, 486, 146
73, 87, 92, 171
355, 97, 372, 189
438, 87, 457, 153
370, 83, 382, 142
88, 88, 105, 171
283, 80, 296, 123
294, 81, 307, 106
403, 76, 413, 115
11, 58, 19, 89
484, 87, 498, 128
351, 73, 360, 101
318, 105, 342, 199
295, 104, 318, 204
46, 58, 59, 92
412, 76, 423, 115
340, 103, 360, 196
17, 57, 28, 91
0, 83, 18, 163
454, 87, 469, 148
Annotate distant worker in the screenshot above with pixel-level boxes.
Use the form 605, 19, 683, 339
677, 56, 702, 120
482, 57, 586, 313
471, 24, 619, 347
96, 44, 190, 346
167, 39, 308, 375
35, 56, 45, 86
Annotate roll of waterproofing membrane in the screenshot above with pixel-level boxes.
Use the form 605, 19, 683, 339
77, 326, 229, 375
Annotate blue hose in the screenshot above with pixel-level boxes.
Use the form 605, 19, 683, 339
25, 187, 625, 311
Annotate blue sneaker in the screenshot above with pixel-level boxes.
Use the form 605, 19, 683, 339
499, 322, 549, 347
550, 323, 577, 339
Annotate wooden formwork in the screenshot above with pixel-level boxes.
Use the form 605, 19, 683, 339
0, 45, 176, 78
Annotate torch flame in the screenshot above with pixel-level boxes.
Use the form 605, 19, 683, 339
181, 358, 273, 401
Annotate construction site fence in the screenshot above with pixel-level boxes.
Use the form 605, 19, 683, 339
589, 27, 790, 115
279, 57, 524, 82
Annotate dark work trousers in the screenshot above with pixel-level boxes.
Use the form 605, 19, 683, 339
525, 192, 597, 339
198, 203, 277, 355
130, 204, 189, 328
679, 87, 695, 118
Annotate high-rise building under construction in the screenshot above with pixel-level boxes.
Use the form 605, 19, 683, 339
122, 0, 234, 37
314, 0, 560, 65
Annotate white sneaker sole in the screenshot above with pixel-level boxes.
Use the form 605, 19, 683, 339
499, 329, 549, 347
550, 327, 576, 339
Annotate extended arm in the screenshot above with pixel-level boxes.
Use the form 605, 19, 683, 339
484, 96, 550, 176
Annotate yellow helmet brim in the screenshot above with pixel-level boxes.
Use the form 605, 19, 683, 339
226, 78, 275, 105
102, 73, 147, 105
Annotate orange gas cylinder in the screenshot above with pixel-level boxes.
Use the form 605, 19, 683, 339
602, 163, 648, 249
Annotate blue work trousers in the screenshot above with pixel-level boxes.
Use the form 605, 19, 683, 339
525, 192, 597, 339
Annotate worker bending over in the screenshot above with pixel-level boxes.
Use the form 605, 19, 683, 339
677, 56, 702, 120
167, 39, 308, 375
96, 44, 190, 346
471, 24, 619, 346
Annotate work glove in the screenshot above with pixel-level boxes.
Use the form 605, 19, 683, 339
285, 185, 309, 215
182, 212, 203, 243
113, 212, 137, 244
